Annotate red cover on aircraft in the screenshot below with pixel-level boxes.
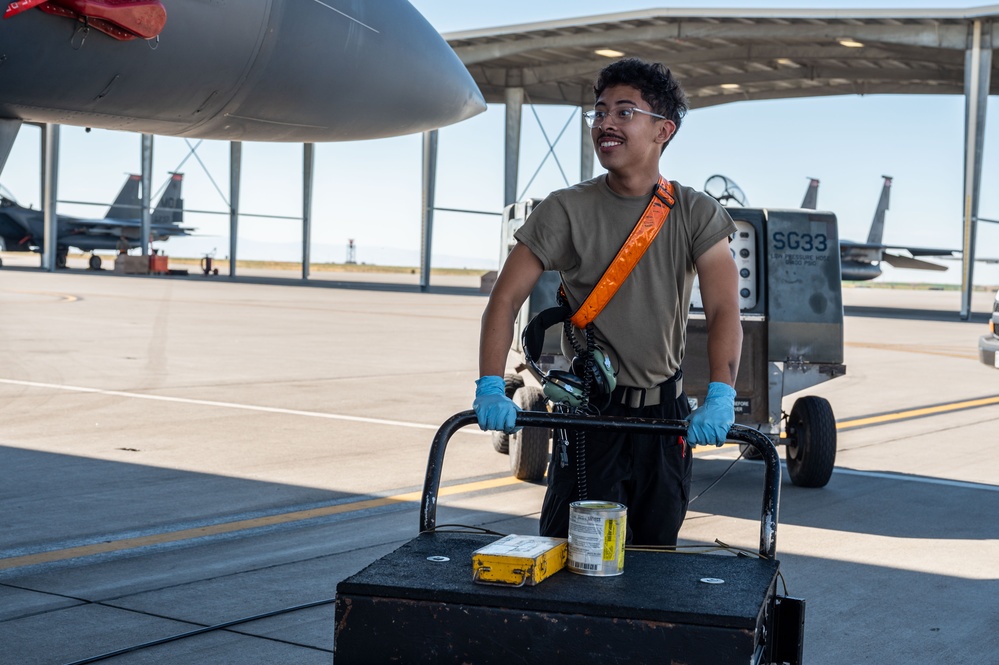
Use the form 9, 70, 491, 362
4, 0, 48, 19
20, 0, 166, 40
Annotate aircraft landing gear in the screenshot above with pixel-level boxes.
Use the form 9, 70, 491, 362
56, 247, 68, 269
88, 254, 102, 270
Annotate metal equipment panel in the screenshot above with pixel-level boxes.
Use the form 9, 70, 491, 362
685, 316, 769, 424
764, 210, 843, 364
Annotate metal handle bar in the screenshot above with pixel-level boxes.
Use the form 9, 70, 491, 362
419, 410, 781, 560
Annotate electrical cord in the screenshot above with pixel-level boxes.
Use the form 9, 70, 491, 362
563, 319, 593, 501
62, 598, 335, 665
625, 539, 793, 595
422, 524, 507, 536
626, 538, 763, 558
65, 525, 515, 664
688, 446, 748, 505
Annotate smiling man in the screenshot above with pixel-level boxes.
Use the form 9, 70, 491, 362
474, 58, 742, 546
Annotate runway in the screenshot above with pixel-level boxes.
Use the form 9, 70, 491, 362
1, 268, 997, 664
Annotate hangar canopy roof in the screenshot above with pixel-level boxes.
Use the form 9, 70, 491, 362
445, 6, 999, 109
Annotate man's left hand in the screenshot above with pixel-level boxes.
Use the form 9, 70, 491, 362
687, 382, 736, 446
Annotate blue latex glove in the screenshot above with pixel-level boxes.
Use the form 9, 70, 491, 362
686, 382, 736, 446
473, 376, 521, 434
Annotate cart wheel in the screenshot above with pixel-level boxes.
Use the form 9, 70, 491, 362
785, 396, 837, 488
491, 374, 526, 454
509, 386, 549, 481
738, 443, 763, 460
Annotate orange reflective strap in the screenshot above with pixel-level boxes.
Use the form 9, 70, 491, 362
569, 177, 675, 329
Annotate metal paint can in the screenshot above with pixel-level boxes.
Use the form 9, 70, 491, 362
567, 500, 627, 576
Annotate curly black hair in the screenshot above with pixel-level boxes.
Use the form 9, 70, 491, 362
593, 58, 688, 146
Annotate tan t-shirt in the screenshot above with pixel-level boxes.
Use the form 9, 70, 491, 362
515, 175, 735, 388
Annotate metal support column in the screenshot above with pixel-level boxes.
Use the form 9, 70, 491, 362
140, 134, 153, 257
961, 19, 992, 320
302, 142, 314, 280
41, 124, 59, 272
580, 108, 594, 182
0, 119, 21, 176
420, 130, 438, 292
504, 87, 524, 207
229, 141, 241, 277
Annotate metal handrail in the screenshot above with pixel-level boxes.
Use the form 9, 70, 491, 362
419, 411, 781, 559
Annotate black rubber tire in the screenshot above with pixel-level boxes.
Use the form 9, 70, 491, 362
739, 443, 763, 460
491, 431, 510, 455
88, 254, 102, 270
491, 374, 526, 454
785, 396, 837, 488
504, 373, 526, 396
509, 386, 550, 481
56, 249, 68, 269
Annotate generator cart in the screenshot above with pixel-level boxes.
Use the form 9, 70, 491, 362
493, 201, 846, 488
334, 411, 805, 664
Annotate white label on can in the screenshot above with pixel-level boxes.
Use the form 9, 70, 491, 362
568, 511, 622, 572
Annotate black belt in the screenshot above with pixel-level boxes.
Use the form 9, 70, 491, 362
611, 371, 683, 409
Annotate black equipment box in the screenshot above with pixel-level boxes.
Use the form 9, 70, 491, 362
334, 411, 803, 664
335, 531, 779, 664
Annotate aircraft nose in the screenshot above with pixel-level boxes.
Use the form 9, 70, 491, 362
204, 0, 486, 142
373, 2, 487, 134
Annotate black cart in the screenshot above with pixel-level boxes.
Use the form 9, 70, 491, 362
334, 411, 805, 664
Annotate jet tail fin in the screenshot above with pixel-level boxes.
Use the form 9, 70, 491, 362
801, 178, 819, 209
866, 175, 892, 245
105, 174, 142, 219
152, 173, 184, 225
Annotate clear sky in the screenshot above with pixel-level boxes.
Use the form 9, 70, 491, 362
3, 1, 999, 284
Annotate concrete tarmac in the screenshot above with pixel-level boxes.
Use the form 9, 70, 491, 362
1, 267, 997, 664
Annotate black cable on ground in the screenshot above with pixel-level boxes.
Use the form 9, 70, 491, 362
62, 598, 334, 665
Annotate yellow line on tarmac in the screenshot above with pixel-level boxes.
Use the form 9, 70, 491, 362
0, 476, 522, 571
836, 395, 999, 431
18, 392, 996, 571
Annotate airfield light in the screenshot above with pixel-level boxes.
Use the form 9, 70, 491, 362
595, 48, 625, 57
838, 38, 865, 48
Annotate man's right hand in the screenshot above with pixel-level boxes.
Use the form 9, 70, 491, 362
473, 376, 521, 433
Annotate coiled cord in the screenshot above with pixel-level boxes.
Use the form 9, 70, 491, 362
563, 320, 597, 501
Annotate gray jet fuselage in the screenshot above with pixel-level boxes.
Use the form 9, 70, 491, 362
0, 0, 485, 142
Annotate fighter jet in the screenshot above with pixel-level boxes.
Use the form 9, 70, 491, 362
0, 172, 190, 269
0, 0, 485, 169
802, 176, 957, 281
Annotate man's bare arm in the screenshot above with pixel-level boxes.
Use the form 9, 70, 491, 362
694, 239, 743, 386
479, 243, 545, 377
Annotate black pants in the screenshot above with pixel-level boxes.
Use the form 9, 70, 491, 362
539, 386, 692, 546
